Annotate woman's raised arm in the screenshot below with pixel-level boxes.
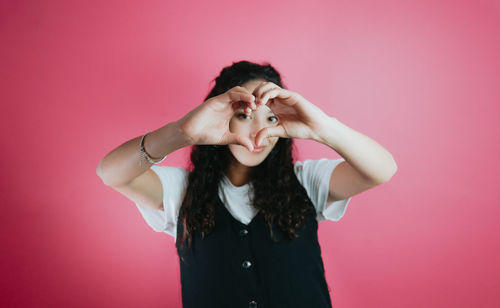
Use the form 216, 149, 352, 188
96, 121, 192, 187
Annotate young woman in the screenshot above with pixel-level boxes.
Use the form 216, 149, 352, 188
97, 60, 397, 308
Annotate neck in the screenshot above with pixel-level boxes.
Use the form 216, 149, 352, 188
226, 156, 251, 187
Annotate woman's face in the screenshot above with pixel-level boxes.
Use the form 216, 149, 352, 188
228, 79, 280, 167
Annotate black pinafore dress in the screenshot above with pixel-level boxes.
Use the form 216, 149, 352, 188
176, 195, 333, 308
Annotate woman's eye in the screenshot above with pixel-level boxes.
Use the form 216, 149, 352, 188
236, 113, 278, 122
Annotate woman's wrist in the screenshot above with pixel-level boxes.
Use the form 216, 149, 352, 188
140, 132, 167, 166
145, 121, 193, 158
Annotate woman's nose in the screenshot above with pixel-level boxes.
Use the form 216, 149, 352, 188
249, 120, 267, 140
250, 129, 260, 141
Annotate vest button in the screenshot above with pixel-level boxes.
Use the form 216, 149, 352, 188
242, 260, 252, 268
240, 229, 248, 236
249, 300, 257, 308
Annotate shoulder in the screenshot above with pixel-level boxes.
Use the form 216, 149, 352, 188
150, 165, 189, 194
293, 158, 350, 222
132, 165, 190, 238
293, 158, 345, 183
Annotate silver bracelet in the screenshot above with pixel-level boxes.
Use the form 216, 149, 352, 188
139, 131, 167, 166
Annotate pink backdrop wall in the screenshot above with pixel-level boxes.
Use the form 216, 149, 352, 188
1, 0, 499, 307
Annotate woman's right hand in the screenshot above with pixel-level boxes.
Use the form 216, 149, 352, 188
176, 86, 258, 151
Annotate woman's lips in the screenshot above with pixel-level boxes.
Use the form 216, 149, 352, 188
252, 146, 265, 153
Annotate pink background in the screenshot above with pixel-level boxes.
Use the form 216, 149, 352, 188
1, 0, 499, 307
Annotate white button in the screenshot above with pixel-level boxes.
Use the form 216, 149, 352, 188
242, 260, 252, 268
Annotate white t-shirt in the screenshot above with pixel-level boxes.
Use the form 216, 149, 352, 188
135, 158, 352, 242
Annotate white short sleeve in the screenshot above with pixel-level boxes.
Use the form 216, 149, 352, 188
294, 158, 352, 222
134, 165, 188, 240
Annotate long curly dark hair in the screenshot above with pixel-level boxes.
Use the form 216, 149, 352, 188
175, 60, 315, 261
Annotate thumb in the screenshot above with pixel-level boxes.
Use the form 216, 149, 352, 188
227, 133, 254, 152
255, 126, 286, 147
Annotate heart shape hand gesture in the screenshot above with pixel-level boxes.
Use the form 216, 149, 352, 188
177, 81, 332, 151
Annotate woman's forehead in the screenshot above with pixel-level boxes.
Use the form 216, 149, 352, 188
241, 79, 266, 92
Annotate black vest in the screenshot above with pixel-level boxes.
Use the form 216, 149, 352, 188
176, 195, 333, 308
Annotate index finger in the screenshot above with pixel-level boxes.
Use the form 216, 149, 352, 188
227, 91, 256, 112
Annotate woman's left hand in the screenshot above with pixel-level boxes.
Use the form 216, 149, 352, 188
252, 81, 332, 146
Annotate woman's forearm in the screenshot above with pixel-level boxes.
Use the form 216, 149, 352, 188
314, 117, 398, 184
96, 120, 193, 187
